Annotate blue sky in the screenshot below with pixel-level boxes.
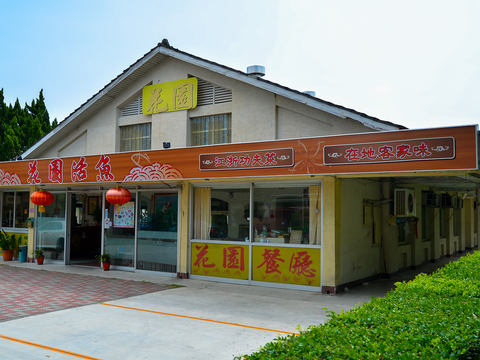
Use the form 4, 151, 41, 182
1, 0, 480, 130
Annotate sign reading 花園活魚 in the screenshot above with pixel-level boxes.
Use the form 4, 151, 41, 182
142, 78, 197, 114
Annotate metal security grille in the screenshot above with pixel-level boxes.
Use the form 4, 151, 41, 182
197, 78, 232, 106
121, 95, 143, 117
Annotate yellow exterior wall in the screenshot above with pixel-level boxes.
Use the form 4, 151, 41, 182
339, 178, 383, 284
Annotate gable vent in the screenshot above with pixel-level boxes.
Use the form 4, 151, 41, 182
196, 78, 232, 106
121, 95, 143, 117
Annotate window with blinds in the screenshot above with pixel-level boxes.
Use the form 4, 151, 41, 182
196, 78, 232, 106
191, 114, 231, 146
120, 123, 151, 151
121, 95, 143, 117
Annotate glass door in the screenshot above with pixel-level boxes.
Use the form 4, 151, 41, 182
104, 192, 136, 268
36, 193, 66, 262
68, 193, 102, 266
136, 192, 178, 273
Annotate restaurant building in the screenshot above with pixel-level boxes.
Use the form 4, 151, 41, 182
1, 40, 478, 293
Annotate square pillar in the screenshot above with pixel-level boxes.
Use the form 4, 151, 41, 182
321, 176, 341, 294
465, 199, 475, 249
177, 181, 190, 278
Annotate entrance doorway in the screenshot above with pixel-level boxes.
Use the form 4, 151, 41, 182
69, 193, 102, 267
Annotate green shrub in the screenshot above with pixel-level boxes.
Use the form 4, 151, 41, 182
241, 252, 480, 360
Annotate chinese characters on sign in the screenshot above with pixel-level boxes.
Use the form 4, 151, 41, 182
71, 157, 88, 182
191, 243, 320, 286
142, 78, 198, 114
27, 160, 41, 184
252, 246, 320, 286
324, 137, 455, 165
191, 243, 249, 279
200, 148, 294, 171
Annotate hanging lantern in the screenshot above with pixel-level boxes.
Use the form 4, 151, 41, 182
106, 186, 131, 206
30, 189, 54, 213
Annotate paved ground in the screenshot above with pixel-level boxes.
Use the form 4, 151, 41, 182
0, 266, 173, 322
0, 251, 475, 360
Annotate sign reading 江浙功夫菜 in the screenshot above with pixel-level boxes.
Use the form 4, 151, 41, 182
142, 78, 197, 114
199, 148, 294, 171
324, 137, 455, 165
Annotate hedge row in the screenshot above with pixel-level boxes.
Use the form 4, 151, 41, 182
241, 251, 480, 359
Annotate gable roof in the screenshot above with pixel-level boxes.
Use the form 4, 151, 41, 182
22, 39, 406, 159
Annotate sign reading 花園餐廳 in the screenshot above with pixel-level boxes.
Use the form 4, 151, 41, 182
142, 78, 197, 114
190, 242, 321, 286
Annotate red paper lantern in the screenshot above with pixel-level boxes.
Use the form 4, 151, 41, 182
30, 190, 54, 213
106, 186, 131, 206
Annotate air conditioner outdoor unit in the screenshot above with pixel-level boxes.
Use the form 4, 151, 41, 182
422, 192, 442, 207
453, 197, 463, 209
395, 188, 416, 217
441, 194, 453, 208
452, 196, 459, 209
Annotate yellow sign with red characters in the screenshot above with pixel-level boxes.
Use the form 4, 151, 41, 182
191, 242, 321, 287
252, 246, 320, 286
191, 242, 249, 280
142, 78, 197, 114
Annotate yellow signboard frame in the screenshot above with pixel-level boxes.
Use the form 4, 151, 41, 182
191, 242, 321, 287
142, 78, 197, 114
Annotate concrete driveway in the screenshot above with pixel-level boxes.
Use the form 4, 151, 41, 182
0, 254, 466, 360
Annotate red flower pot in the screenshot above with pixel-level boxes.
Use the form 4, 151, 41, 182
102, 262, 111, 271
2, 250, 14, 261
36, 256, 44, 265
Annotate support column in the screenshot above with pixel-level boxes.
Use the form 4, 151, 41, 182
381, 180, 398, 275
459, 203, 466, 252
25, 186, 36, 262
177, 181, 190, 278
321, 176, 341, 294
445, 208, 454, 255
465, 198, 475, 249
431, 206, 441, 260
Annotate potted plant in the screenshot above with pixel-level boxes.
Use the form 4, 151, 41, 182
0, 230, 16, 261
33, 249, 45, 265
96, 251, 112, 271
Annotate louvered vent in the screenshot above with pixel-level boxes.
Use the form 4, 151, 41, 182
197, 78, 232, 106
121, 95, 143, 117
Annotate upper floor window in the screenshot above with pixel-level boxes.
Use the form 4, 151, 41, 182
2, 191, 29, 229
191, 114, 231, 146
120, 123, 151, 152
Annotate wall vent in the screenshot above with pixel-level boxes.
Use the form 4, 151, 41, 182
196, 78, 232, 106
121, 95, 143, 117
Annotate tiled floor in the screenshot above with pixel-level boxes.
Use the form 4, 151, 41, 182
0, 265, 174, 322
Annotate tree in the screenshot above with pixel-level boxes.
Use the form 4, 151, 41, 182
0, 89, 58, 161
